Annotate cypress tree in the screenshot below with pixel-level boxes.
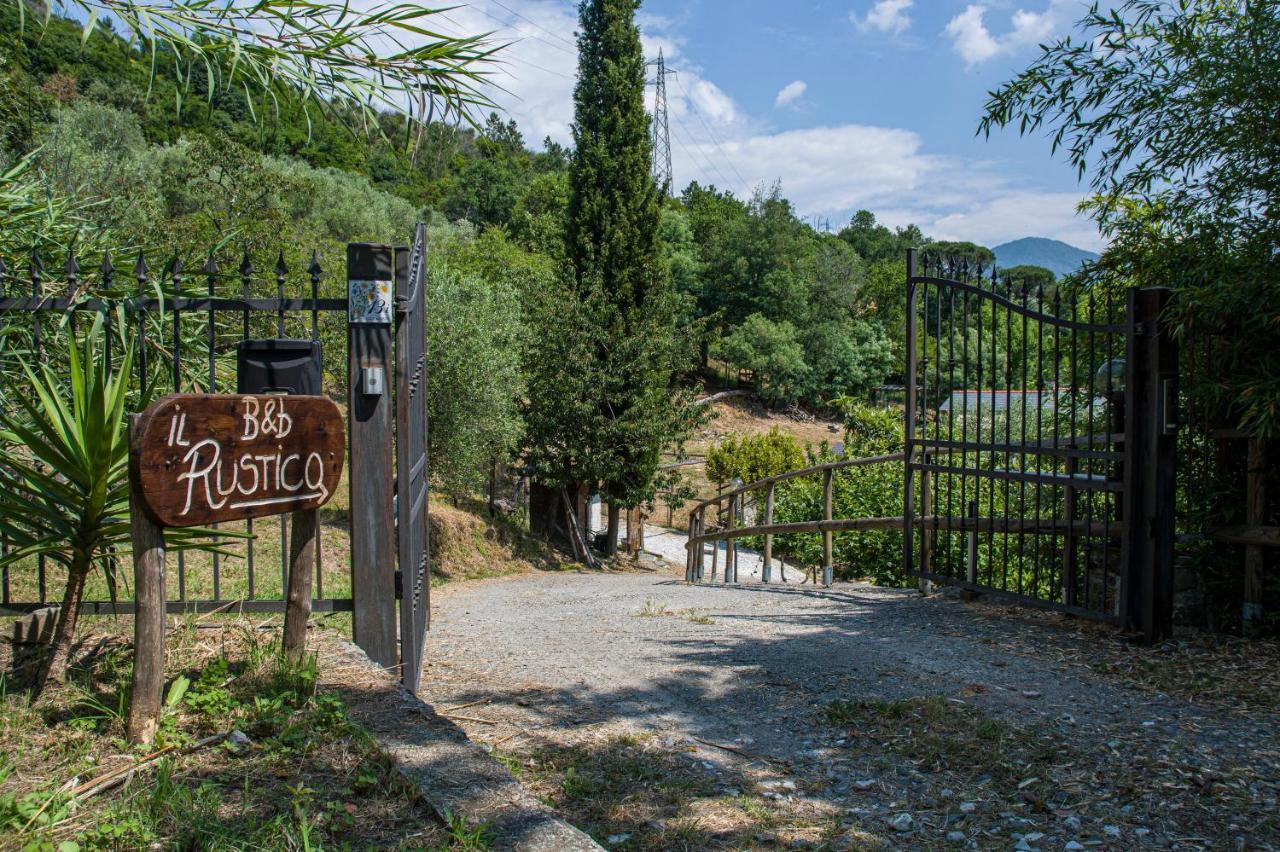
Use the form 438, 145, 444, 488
566, 0, 688, 555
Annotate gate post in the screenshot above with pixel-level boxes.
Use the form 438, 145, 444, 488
903, 249, 918, 587
347, 243, 397, 668
822, 467, 834, 587
1124, 287, 1177, 642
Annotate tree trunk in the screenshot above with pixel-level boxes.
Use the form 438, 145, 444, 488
605, 503, 621, 556
38, 559, 89, 693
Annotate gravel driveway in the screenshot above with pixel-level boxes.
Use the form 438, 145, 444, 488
419, 565, 1279, 850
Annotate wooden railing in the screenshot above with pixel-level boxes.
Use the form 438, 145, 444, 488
684, 453, 905, 586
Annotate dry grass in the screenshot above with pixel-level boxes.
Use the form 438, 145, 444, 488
661, 398, 843, 531
430, 499, 570, 586
822, 694, 1278, 848
954, 597, 1280, 713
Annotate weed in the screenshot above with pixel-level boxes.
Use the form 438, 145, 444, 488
561, 765, 599, 799
64, 677, 128, 733
442, 809, 494, 850
0, 785, 73, 835
736, 794, 778, 828
493, 749, 525, 779
633, 599, 669, 618
2, 620, 460, 849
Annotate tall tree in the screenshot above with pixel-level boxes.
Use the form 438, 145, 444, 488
981, 0, 1280, 437
565, 0, 688, 554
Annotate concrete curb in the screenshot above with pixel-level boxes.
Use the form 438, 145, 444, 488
317, 635, 602, 851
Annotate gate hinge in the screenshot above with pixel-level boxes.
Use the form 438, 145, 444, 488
394, 570, 403, 600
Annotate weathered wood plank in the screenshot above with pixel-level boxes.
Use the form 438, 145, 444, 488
347, 243, 398, 669
130, 394, 343, 527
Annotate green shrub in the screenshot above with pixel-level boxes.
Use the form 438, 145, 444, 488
833, 399, 904, 455
704, 427, 805, 486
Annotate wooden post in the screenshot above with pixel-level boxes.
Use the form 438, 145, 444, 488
1244, 438, 1267, 632
686, 513, 696, 581
822, 468, 834, 587
127, 415, 166, 746
725, 496, 736, 583
283, 508, 319, 660
710, 512, 719, 581
347, 243, 397, 668
762, 483, 775, 583
489, 458, 497, 518
696, 511, 706, 580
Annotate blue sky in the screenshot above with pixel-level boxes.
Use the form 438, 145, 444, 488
438, 0, 1103, 249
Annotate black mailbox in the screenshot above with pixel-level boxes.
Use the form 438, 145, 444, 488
236, 339, 322, 395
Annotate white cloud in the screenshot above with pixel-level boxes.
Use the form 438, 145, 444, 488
422, 1, 1098, 249
945, 5, 1002, 64
853, 0, 914, 35
927, 192, 1103, 251
680, 124, 940, 213
774, 80, 807, 108
945, 1, 1078, 67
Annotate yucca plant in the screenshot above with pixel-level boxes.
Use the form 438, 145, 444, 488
0, 313, 233, 693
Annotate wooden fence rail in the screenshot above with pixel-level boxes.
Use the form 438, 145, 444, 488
685, 453, 907, 586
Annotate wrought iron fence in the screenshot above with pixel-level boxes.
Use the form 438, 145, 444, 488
0, 248, 353, 614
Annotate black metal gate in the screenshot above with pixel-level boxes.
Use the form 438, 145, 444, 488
395, 224, 431, 692
903, 250, 1177, 640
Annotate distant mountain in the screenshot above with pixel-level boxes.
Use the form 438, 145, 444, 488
992, 237, 1099, 279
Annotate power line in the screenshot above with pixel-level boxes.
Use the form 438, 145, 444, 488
471, 0, 578, 53
674, 73, 749, 189
453, 3, 578, 58
436, 10, 574, 80
669, 114, 736, 192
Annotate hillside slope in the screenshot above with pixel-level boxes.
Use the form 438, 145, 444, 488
993, 237, 1099, 277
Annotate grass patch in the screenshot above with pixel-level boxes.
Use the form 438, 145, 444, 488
822, 696, 1064, 793
0, 618, 480, 850
509, 734, 850, 850
629, 600, 714, 624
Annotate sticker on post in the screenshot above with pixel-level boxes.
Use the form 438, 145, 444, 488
349, 279, 393, 324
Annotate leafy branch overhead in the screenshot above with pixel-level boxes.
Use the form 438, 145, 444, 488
979, 0, 1278, 239
12, 0, 502, 129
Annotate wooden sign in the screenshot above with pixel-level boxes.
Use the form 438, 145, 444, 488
131, 394, 345, 527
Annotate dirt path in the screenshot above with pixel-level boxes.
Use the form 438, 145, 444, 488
420, 568, 1279, 850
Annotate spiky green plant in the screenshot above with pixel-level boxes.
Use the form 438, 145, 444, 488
0, 314, 234, 691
